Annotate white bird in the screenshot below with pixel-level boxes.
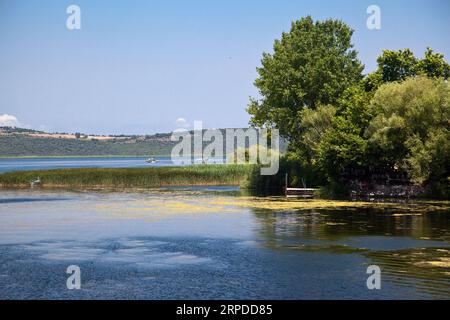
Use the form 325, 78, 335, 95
30, 177, 41, 187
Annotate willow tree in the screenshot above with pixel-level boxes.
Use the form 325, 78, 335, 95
366, 77, 450, 195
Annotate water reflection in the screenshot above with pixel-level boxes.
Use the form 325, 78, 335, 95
366, 248, 450, 298
251, 208, 450, 242
0, 197, 71, 204
250, 207, 450, 298
0, 188, 449, 299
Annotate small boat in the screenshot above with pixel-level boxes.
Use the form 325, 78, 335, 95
145, 157, 158, 164
30, 177, 41, 187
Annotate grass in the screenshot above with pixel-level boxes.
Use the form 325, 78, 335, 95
0, 165, 253, 189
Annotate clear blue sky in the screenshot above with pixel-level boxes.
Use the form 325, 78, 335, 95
0, 0, 449, 134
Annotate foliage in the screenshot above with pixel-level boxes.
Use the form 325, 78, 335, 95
244, 153, 326, 195
376, 48, 418, 82
247, 16, 363, 141
298, 104, 336, 160
296, 85, 373, 183
415, 47, 450, 79
365, 47, 450, 92
246, 17, 450, 198
366, 77, 450, 193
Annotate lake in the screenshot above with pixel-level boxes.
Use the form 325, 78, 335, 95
0, 187, 449, 299
0, 157, 226, 173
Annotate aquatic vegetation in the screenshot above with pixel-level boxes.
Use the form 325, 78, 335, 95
367, 247, 450, 293
421, 258, 450, 268
0, 165, 253, 188
90, 192, 450, 224
202, 197, 450, 213
280, 243, 368, 255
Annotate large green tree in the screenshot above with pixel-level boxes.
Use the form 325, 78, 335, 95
311, 85, 374, 182
245, 17, 450, 197
376, 49, 417, 83
247, 16, 364, 143
366, 77, 450, 194
297, 52, 450, 188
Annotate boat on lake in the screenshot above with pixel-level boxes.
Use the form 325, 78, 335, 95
145, 157, 158, 164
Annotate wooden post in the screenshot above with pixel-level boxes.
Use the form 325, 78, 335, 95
285, 173, 288, 196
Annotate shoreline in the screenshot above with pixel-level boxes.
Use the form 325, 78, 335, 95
0, 164, 446, 201
0, 155, 172, 159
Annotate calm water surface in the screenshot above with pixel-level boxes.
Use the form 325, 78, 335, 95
0, 157, 226, 173
0, 187, 449, 299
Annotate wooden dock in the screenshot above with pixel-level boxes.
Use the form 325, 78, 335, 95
283, 174, 317, 198
285, 187, 318, 198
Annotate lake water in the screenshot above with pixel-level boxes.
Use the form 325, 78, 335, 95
0, 157, 226, 173
0, 187, 449, 299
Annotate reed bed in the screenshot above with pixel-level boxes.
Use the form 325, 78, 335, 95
0, 165, 253, 188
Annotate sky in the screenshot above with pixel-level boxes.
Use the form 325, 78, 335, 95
0, 0, 449, 135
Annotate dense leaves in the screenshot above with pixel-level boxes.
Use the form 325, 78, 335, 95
247, 16, 450, 197
247, 16, 364, 139
364, 47, 450, 91
367, 77, 450, 188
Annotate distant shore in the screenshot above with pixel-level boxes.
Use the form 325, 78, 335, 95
0, 165, 252, 189
0, 155, 172, 159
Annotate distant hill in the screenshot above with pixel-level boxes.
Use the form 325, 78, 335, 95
0, 127, 175, 156
0, 127, 287, 157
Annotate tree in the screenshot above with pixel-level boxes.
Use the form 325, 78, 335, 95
296, 85, 374, 183
299, 104, 336, 157
365, 48, 450, 92
366, 77, 450, 191
316, 116, 368, 182
376, 49, 417, 83
247, 16, 364, 142
245, 16, 450, 197
335, 85, 374, 132
415, 47, 450, 79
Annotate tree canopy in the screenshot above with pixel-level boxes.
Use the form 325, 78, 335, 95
366, 77, 450, 187
364, 47, 450, 91
247, 16, 364, 139
247, 16, 450, 197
